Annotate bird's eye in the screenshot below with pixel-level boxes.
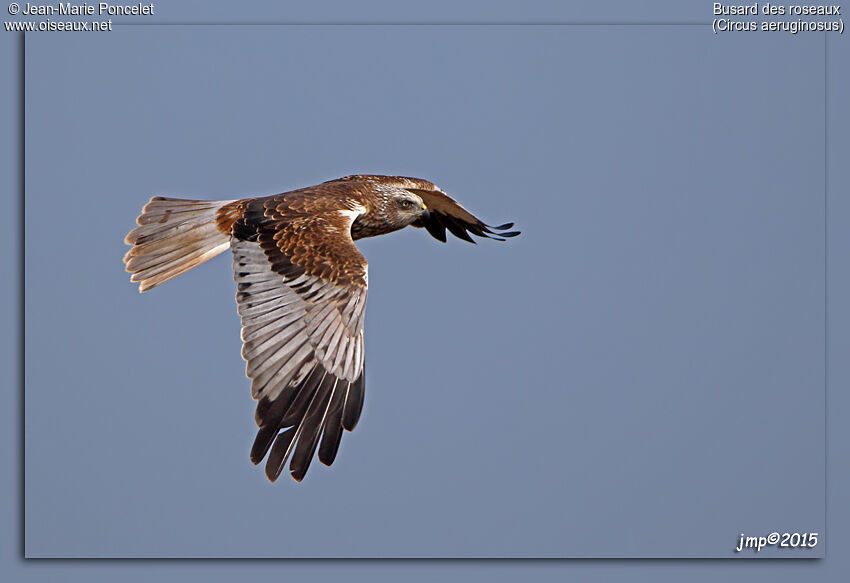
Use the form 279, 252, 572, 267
399, 200, 413, 209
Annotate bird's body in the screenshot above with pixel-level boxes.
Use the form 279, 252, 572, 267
124, 174, 518, 482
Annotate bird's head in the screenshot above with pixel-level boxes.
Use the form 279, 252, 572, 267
330, 175, 437, 233
380, 188, 430, 228
355, 178, 431, 229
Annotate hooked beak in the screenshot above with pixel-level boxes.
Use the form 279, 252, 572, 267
419, 207, 430, 220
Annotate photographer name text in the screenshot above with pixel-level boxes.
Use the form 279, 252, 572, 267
18, 2, 153, 16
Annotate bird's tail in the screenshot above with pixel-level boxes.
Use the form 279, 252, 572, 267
123, 196, 238, 292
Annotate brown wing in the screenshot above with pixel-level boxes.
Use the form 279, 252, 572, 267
231, 195, 368, 482
407, 188, 521, 243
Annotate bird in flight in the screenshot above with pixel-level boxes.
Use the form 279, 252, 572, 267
123, 175, 519, 482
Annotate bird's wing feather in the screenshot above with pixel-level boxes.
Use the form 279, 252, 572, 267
231, 198, 367, 482
407, 188, 521, 243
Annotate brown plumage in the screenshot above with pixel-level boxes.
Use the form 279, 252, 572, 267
123, 174, 519, 482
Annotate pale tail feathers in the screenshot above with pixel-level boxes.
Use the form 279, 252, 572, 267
124, 196, 237, 292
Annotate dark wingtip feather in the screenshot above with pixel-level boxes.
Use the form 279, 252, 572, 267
480, 222, 519, 240
250, 429, 274, 465
475, 231, 506, 242
289, 373, 336, 482
443, 217, 476, 243
265, 427, 297, 482
318, 385, 346, 466
342, 373, 365, 431
250, 392, 298, 465
424, 220, 448, 243
318, 424, 344, 466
